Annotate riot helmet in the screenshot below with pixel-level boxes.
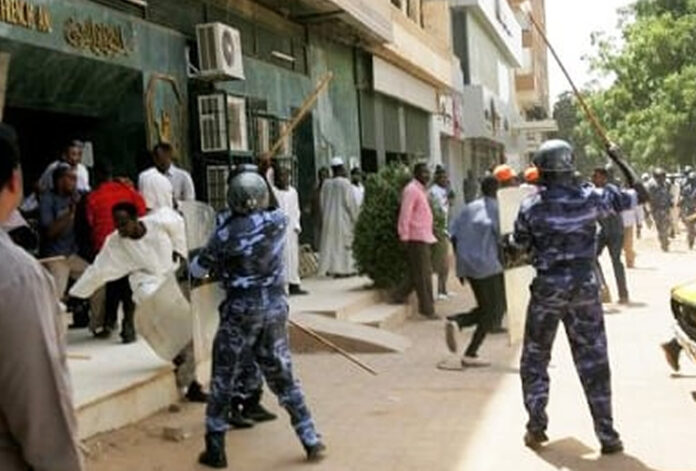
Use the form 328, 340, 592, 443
227, 166, 270, 215
685, 165, 693, 176
533, 139, 575, 183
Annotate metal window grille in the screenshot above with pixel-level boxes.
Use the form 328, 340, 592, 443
206, 165, 230, 211
227, 96, 248, 152
198, 94, 227, 153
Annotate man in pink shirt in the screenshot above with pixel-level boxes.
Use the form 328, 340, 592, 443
397, 163, 436, 318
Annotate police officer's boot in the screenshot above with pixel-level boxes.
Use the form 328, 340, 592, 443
241, 390, 277, 423
523, 430, 549, 451
198, 432, 227, 468
304, 441, 327, 462
228, 399, 254, 429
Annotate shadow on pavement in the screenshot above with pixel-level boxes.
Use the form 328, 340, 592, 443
539, 438, 662, 471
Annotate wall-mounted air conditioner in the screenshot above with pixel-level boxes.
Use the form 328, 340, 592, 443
195, 22, 245, 80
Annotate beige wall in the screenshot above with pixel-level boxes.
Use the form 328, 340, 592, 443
509, 0, 549, 113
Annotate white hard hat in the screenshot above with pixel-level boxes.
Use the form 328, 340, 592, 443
330, 157, 344, 167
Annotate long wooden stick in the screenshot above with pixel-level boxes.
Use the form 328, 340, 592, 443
528, 13, 611, 149
289, 318, 378, 376
261, 72, 334, 163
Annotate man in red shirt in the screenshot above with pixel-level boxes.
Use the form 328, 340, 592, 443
86, 165, 146, 340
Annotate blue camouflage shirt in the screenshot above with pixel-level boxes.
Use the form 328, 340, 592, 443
513, 184, 630, 272
195, 208, 287, 290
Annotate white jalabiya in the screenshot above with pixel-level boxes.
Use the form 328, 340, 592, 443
274, 185, 302, 285
318, 176, 359, 276
69, 207, 187, 304
353, 183, 365, 208
138, 168, 175, 211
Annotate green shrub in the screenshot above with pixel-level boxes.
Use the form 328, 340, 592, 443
353, 164, 446, 289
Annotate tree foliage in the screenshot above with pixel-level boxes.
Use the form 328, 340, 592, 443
565, 0, 696, 169
353, 164, 411, 289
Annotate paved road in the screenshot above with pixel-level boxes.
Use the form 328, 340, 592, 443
86, 230, 696, 471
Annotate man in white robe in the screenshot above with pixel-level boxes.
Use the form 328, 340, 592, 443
318, 157, 360, 277
274, 167, 307, 295
139, 169, 174, 211
351, 167, 365, 208
69, 202, 209, 402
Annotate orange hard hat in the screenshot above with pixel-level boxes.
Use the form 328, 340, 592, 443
524, 166, 540, 183
493, 164, 517, 183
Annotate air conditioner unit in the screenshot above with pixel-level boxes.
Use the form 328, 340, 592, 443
196, 22, 245, 80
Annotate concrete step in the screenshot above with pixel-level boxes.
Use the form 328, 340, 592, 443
289, 312, 411, 354
67, 331, 178, 439
290, 276, 383, 320
349, 303, 408, 331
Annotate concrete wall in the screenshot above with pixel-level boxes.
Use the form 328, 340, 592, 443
217, 57, 312, 120
466, 15, 502, 95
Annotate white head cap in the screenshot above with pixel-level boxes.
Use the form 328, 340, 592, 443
330, 157, 344, 168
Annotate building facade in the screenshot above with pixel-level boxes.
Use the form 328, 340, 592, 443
509, 0, 557, 163
0, 0, 552, 222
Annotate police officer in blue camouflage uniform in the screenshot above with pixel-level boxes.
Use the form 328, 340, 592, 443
511, 139, 647, 455
678, 171, 696, 249
211, 207, 277, 430
192, 168, 325, 468
647, 168, 673, 251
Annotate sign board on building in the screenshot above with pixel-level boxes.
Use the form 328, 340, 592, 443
373, 56, 436, 113
64, 17, 133, 56
0, 0, 52, 33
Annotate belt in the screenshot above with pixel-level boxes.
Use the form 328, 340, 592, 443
538, 259, 594, 275
225, 285, 285, 297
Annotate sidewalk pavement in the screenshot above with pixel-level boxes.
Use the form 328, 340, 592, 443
85, 231, 696, 471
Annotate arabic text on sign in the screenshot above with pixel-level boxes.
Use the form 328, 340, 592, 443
64, 17, 131, 57
0, 0, 52, 32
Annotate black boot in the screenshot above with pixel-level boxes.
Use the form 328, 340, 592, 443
304, 441, 327, 462
185, 381, 209, 403
601, 439, 624, 455
228, 399, 254, 429
524, 430, 549, 451
241, 391, 277, 423
198, 432, 227, 468
289, 284, 309, 296
67, 298, 90, 329
661, 338, 682, 372
120, 306, 136, 344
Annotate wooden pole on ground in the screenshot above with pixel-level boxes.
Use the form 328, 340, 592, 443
289, 318, 378, 376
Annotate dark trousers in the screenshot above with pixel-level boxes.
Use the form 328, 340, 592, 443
449, 273, 504, 356
398, 242, 435, 317
105, 277, 135, 337
597, 234, 628, 300
521, 272, 619, 445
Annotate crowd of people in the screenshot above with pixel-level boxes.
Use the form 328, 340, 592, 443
4, 113, 696, 469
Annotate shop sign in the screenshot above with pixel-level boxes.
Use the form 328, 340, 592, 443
0, 0, 52, 33
64, 17, 132, 57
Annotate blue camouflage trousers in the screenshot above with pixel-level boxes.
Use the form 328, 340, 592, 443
206, 287, 320, 447
520, 269, 620, 445
231, 348, 263, 400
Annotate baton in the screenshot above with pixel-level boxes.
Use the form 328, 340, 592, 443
528, 13, 611, 149
289, 318, 378, 376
